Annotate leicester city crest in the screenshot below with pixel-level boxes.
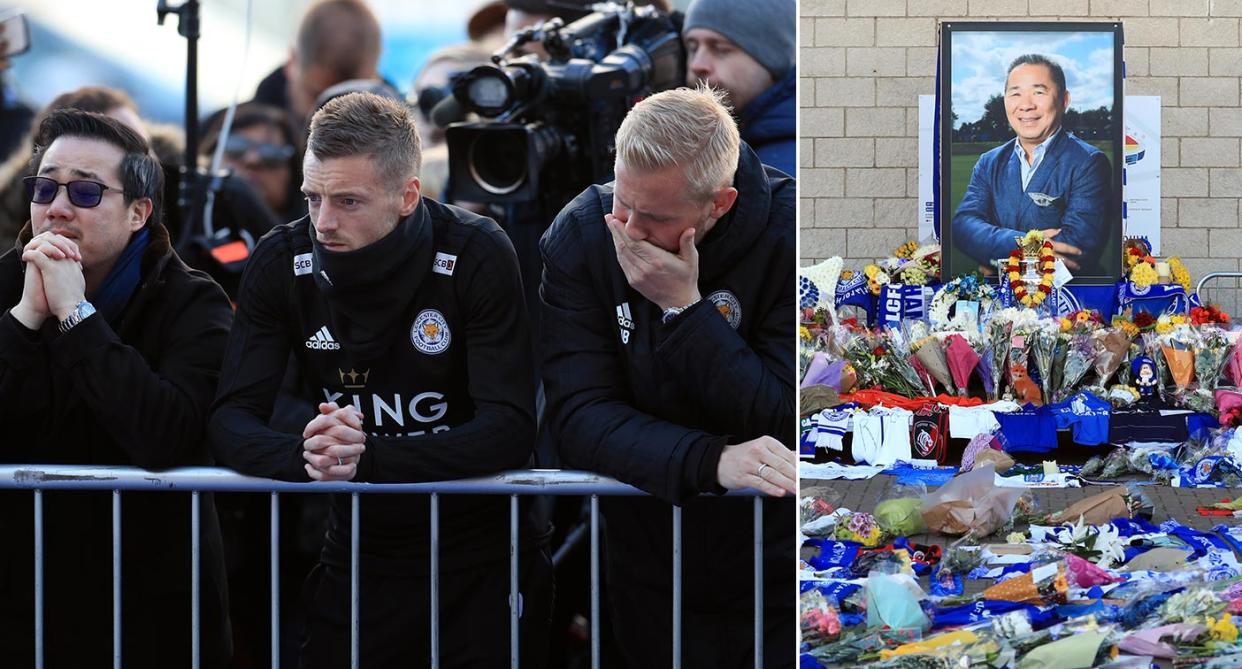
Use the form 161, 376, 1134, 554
707, 290, 742, 329
411, 309, 451, 355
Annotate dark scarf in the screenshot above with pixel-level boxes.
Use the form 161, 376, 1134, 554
89, 226, 151, 324
310, 203, 432, 361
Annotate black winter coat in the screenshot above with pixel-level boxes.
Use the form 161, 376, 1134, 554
539, 144, 796, 667
0, 222, 233, 667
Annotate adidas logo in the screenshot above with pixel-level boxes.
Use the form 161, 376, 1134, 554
305, 325, 341, 350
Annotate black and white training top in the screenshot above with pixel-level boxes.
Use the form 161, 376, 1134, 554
209, 197, 537, 575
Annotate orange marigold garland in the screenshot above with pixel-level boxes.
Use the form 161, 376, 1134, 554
1006, 240, 1055, 308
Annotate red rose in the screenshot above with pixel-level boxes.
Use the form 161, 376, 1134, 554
873, 346, 886, 356
1038, 284, 1052, 294
1134, 312, 1155, 328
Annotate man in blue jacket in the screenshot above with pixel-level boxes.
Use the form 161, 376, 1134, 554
683, 0, 795, 176
952, 54, 1112, 277
540, 87, 796, 668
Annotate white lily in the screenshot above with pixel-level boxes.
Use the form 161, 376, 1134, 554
1093, 524, 1126, 569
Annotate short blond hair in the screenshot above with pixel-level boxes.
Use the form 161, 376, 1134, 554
614, 86, 740, 200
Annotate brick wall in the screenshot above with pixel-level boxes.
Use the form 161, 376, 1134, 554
800, 0, 1242, 305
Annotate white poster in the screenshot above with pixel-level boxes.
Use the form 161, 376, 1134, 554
917, 95, 936, 242
918, 94, 1162, 252
1124, 96, 1161, 254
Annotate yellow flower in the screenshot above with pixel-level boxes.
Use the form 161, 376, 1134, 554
1008, 271, 1021, 281
1208, 614, 1239, 642
1169, 257, 1192, 293
1116, 321, 1139, 337
1172, 314, 1187, 326
1156, 315, 1173, 334
1131, 263, 1157, 289
894, 241, 918, 260
1076, 311, 1091, 322
799, 326, 812, 342
864, 264, 880, 279
1060, 318, 1072, 332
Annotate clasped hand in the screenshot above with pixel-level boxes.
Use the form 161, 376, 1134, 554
12, 232, 86, 329
303, 402, 367, 481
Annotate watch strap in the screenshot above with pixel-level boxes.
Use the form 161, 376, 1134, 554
661, 297, 702, 324
58, 300, 96, 334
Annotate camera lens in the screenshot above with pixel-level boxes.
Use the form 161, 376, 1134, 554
468, 130, 527, 195
467, 76, 511, 113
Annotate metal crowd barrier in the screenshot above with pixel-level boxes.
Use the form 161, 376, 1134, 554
0, 466, 767, 669
1197, 271, 1242, 316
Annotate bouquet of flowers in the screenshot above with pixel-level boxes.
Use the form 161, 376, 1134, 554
944, 334, 981, 397
1160, 328, 1198, 400
835, 511, 884, 547
800, 588, 843, 648
1191, 304, 1232, 326
928, 272, 995, 332
1054, 333, 1097, 403
1228, 335, 1242, 387
980, 318, 1012, 400
1030, 325, 1060, 407
1091, 327, 1134, 388
843, 331, 920, 397
1155, 312, 1189, 335
885, 326, 936, 397
863, 241, 941, 296
981, 562, 1068, 605
1195, 326, 1232, 394
912, 335, 955, 395
1061, 521, 1129, 570
1058, 309, 1105, 335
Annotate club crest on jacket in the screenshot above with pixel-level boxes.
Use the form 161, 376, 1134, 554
411, 309, 451, 355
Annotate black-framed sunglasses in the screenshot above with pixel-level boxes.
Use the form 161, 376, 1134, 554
222, 136, 295, 166
23, 176, 122, 208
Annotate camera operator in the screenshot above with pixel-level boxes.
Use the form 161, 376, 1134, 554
683, 0, 796, 176
540, 86, 796, 668
251, 0, 389, 127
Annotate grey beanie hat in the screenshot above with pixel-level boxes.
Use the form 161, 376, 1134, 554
683, 0, 796, 80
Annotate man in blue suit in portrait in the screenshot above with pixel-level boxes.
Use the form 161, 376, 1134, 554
952, 54, 1112, 277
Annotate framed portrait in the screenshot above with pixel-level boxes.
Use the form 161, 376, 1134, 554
939, 22, 1124, 285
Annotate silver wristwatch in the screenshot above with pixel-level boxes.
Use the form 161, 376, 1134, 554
661, 297, 701, 324
58, 300, 96, 333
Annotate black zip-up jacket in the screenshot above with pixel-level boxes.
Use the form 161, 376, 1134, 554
539, 144, 796, 617
209, 198, 536, 575
0, 221, 233, 667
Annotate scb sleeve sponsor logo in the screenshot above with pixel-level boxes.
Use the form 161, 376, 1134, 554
293, 253, 313, 276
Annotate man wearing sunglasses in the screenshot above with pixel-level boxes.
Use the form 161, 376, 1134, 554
0, 109, 233, 665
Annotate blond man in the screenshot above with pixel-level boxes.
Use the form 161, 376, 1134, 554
539, 86, 797, 668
